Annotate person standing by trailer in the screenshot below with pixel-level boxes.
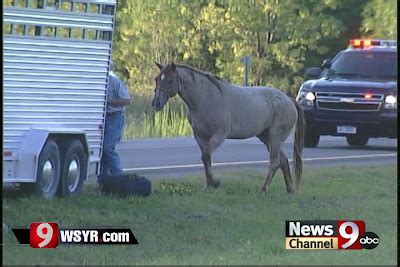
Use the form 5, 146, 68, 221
99, 62, 131, 178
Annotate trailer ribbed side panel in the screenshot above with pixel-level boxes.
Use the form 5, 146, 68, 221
3, 3, 115, 176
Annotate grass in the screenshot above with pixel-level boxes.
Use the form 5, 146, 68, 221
2, 165, 397, 265
123, 94, 192, 139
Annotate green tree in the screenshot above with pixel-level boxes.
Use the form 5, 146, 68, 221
193, 0, 344, 95
304, 0, 366, 67
113, 0, 367, 96
361, 0, 397, 39
113, 0, 190, 94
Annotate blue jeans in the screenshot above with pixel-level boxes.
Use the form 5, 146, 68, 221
99, 111, 124, 177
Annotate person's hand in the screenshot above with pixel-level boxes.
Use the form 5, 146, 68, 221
107, 101, 118, 107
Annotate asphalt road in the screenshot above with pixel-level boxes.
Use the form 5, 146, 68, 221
117, 135, 397, 178
3, 135, 396, 193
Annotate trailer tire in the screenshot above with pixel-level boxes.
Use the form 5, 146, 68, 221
60, 140, 87, 197
21, 139, 61, 199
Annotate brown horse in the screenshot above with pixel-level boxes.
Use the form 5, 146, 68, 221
152, 62, 305, 193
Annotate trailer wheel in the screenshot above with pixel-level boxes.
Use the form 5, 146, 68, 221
61, 140, 87, 197
21, 139, 61, 199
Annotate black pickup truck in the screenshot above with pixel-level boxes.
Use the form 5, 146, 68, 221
296, 39, 397, 147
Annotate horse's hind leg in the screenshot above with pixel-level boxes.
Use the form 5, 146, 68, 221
280, 152, 295, 193
260, 132, 284, 193
258, 131, 295, 193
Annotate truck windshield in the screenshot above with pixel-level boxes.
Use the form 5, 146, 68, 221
328, 51, 397, 79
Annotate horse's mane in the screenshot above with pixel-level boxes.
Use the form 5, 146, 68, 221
176, 64, 228, 92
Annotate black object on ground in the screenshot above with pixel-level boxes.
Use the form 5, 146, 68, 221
98, 173, 151, 197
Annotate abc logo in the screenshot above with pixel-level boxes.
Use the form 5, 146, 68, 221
360, 232, 379, 250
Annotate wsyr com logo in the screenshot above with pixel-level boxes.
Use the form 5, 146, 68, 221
11, 222, 139, 248
285, 220, 379, 250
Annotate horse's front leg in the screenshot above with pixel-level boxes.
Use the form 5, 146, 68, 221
201, 151, 220, 189
193, 133, 209, 188
197, 132, 226, 189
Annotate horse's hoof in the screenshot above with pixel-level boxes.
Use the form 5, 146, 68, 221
287, 189, 296, 194
260, 187, 267, 193
209, 180, 220, 188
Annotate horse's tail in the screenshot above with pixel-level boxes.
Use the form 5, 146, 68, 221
291, 98, 305, 192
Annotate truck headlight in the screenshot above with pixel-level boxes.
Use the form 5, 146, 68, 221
384, 95, 397, 109
305, 92, 316, 101
296, 86, 315, 106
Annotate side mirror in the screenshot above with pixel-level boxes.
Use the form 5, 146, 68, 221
305, 67, 322, 79
321, 59, 332, 69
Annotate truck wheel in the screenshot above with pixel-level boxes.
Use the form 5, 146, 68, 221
60, 140, 87, 197
304, 130, 320, 148
346, 135, 369, 147
21, 139, 61, 199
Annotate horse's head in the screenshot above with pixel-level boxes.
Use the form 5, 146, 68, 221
152, 62, 179, 111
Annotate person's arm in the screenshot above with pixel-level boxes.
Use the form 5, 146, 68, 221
108, 78, 132, 107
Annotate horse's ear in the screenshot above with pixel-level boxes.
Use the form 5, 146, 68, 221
171, 62, 176, 72
155, 62, 163, 70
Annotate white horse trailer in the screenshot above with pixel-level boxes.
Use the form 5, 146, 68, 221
3, 0, 117, 198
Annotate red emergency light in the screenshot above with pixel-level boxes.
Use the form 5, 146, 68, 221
349, 39, 380, 48
364, 93, 372, 99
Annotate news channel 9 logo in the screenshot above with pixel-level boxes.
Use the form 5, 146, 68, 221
285, 220, 379, 250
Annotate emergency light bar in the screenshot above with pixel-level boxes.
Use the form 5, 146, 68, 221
349, 39, 397, 49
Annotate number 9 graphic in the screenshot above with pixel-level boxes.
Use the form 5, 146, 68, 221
30, 222, 59, 248
338, 220, 365, 250
37, 223, 53, 248
339, 222, 359, 249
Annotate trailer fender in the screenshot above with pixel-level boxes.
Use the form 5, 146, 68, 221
17, 128, 89, 182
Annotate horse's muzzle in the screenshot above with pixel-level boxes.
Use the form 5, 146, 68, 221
152, 89, 168, 111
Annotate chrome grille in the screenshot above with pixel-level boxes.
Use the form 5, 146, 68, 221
316, 92, 383, 112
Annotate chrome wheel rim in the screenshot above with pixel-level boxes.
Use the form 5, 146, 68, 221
67, 156, 80, 192
41, 159, 54, 193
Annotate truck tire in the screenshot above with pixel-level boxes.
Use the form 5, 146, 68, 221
304, 127, 320, 148
346, 135, 369, 147
21, 139, 61, 199
60, 140, 87, 197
